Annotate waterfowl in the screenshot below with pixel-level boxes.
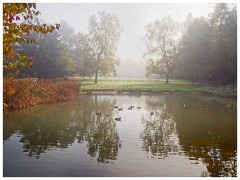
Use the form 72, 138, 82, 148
114, 105, 118, 108
115, 117, 121, 121
150, 112, 154, 115
137, 106, 141, 109
118, 107, 123, 111
96, 112, 102, 116
128, 106, 133, 110
169, 106, 173, 109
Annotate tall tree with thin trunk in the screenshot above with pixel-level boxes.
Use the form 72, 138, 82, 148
143, 15, 180, 84
87, 11, 122, 83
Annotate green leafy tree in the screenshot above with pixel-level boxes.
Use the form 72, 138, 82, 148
209, 3, 237, 84
3, 3, 60, 79
143, 15, 180, 84
18, 31, 73, 79
58, 20, 76, 48
74, 33, 95, 77
178, 17, 213, 84
176, 3, 236, 86
77, 11, 122, 83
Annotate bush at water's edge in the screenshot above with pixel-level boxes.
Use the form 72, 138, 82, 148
3, 79, 80, 111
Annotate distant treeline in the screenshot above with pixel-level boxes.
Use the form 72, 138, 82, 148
14, 11, 121, 84
144, 4, 237, 85
13, 4, 236, 86
175, 4, 237, 85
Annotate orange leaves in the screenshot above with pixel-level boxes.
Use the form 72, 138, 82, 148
3, 3, 61, 79
3, 79, 80, 110
33, 26, 40, 33
8, 54, 14, 59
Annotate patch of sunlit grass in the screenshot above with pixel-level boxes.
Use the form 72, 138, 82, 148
80, 78, 236, 97
80, 79, 196, 91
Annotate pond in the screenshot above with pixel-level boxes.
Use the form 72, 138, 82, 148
3, 94, 237, 177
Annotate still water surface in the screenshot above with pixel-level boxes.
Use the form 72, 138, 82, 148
3, 95, 237, 177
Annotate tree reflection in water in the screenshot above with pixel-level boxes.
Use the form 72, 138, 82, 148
72, 95, 121, 163
141, 95, 237, 177
3, 95, 237, 176
141, 96, 180, 158
3, 95, 121, 163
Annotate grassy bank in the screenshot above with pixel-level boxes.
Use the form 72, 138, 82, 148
80, 78, 236, 97
3, 79, 80, 110
3, 78, 236, 111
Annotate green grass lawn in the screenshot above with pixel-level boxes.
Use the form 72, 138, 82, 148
79, 78, 236, 97
81, 79, 197, 92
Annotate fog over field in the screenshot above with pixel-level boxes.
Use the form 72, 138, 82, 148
37, 3, 212, 60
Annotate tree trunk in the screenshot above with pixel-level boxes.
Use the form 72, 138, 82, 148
191, 74, 194, 85
94, 54, 101, 83
94, 70, 98, 83
165, 73, 169, 84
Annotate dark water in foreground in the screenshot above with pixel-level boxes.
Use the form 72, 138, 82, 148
3, 95, 237, 177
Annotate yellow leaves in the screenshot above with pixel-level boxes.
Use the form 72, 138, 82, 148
19, 62, 25, 67
3, 15, 8, 21
28, 61, 33, 67
33, 26, 40, 33
3, 65, 8, 71
8, 23, 17, 32
33, 25, 58, 34
3, 103, 9, 110
18, 54, 27, 61
3, 3, 60, 80
47, 26, 51, 32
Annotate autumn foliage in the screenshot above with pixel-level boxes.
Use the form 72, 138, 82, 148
3, 79, 80, 110
3, 3, 60, 79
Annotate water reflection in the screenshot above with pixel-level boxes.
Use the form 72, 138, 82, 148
140, 96, 180, 158
3, 95, 237, 177
141, 95, 237, 177
3, 95, 121, 163
69, 95, 121, 163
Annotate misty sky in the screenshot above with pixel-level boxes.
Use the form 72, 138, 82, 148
37, 3, 213, 60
